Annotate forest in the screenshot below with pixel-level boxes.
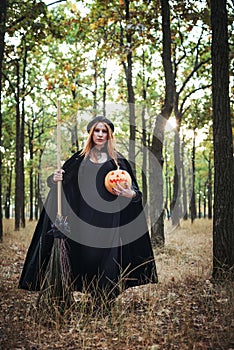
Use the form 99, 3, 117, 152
0, 0, 233, 349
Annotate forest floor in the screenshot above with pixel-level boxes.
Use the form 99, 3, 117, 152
0, 218, 233, 350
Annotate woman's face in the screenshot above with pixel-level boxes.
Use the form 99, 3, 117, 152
92, 122, 108, 149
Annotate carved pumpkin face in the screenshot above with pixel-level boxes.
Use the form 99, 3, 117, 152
104, 168, 132, 195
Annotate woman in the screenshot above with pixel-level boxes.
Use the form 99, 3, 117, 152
19, 116, 158, 301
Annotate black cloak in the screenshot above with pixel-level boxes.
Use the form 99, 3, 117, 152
19, 151, 158, 297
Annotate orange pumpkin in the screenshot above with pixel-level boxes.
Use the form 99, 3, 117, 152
104, 167, 132, 195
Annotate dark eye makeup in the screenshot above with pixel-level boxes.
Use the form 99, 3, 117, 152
94, 128, 107, 133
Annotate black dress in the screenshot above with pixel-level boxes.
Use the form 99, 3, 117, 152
19, 152, 158, 298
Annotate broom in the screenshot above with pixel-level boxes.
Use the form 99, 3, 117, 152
37, 99, 74, 319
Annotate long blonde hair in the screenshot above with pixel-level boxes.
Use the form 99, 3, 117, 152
80, 122, 118, 164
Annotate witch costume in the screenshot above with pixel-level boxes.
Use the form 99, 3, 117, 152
19, 119, 158, 299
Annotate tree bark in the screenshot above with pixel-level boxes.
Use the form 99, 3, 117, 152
211, 0, 234, 280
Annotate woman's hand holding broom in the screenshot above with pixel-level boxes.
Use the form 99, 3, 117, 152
53, 169, 64, 183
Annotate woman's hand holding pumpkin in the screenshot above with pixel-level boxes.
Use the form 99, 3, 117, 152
113, 183, 136, 198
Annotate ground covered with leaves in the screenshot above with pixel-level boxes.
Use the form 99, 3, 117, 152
0, 219, 233, 350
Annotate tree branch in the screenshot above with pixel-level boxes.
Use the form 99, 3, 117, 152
45, 0, 67, 7
178, 57, 211, 96
180, 84, 212, 114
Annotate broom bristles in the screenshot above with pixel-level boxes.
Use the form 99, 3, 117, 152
37, 237, 74, 320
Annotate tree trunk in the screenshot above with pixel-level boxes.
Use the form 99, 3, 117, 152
190, 131, 197, 223
164, 142, 170, 220
15, 60, 21, 230
203, 183, 207, 219
149, 0, 174, 247
198, 180, 202, 219
36, 149, 44, 218
122, 0, 136, 173
211, 0, 234, 281
181, 137, 188, 220
4, 166, 12, 219
141, 50, 148, 207
142, 105, 147, 207
207, 157, 212, 219
28, 118, 34, 221
20, 43, 27, 228
93, 58, 98, 112
71, 121, 79, 153
0, 0, 7, 240
102, 67, 107, 117
15, 42, 27, 229
171, 119, 181, 227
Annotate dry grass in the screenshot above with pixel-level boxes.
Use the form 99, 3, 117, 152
0, 218, 233, 350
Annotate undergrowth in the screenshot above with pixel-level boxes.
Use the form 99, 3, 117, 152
0, 219, 233, 350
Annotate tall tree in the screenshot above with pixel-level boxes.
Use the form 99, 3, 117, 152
211, 0, 234, 280
190, 129, 197, 223
149, 0, 174, 246
120, 0, 136, 172
0, 0, 7, 240
4, 0, 47, 229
